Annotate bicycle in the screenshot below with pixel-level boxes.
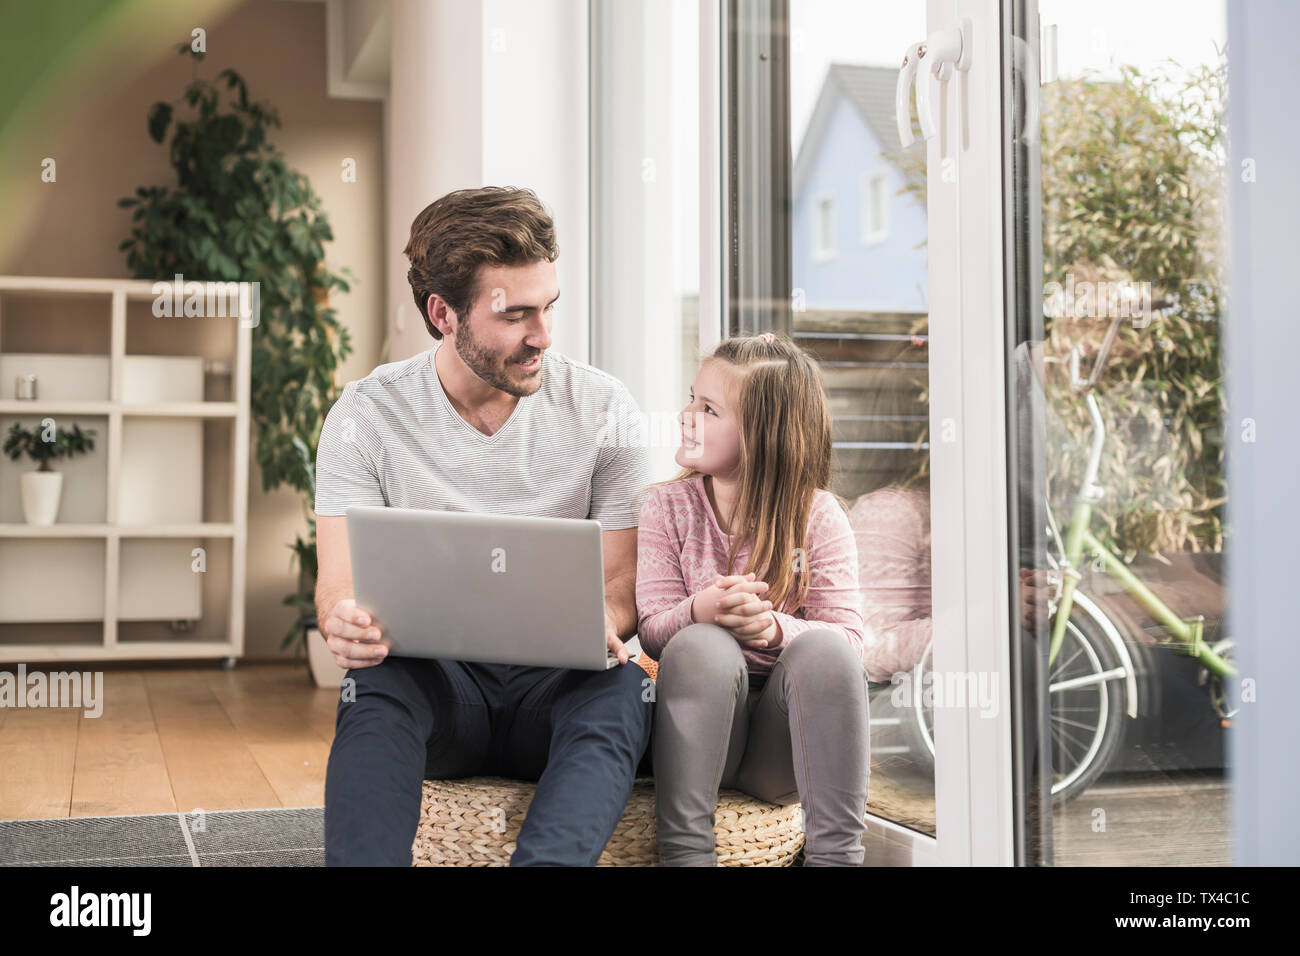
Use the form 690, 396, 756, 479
900, 314, 1236, 804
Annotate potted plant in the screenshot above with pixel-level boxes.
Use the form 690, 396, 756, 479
117, 44, 355, 682
3, 421, 96, 525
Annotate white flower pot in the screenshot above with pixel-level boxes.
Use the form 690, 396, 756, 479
20, 470, 63, 525
306, 625, 347, 688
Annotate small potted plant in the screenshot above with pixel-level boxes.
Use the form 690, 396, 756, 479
3, 421, 97, 525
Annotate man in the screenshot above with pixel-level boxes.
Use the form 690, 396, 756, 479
315, 186, 652, 866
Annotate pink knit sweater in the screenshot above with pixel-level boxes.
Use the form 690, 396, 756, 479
635, 472, 866, 675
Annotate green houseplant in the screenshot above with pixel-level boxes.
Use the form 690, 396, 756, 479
116, 44, 355, 657
3, 421, 96, 525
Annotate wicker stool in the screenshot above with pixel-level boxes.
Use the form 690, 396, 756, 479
411, 776, 804, 866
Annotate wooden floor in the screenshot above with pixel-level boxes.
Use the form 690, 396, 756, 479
0, 662, 336, 820
0, 662, 1232, 868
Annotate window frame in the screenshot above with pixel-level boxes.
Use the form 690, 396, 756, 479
813, 191, 837, 260
861, 168, 890, 244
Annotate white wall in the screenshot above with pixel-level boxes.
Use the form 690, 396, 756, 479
386, 0, 590, 364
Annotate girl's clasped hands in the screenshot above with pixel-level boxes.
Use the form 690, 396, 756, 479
691, 571, 781, 649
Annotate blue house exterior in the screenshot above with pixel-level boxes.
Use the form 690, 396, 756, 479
792, 64, 928, 313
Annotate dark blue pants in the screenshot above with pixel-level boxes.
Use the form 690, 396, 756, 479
323, 654, 653, 866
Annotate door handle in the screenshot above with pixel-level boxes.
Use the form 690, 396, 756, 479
916, 18, 972, 142
896, 41, 923, 148
1011, 34, 1040, 146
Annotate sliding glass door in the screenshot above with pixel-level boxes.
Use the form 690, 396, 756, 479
1004, 0, 1233, 866
595, 0, 1235, 866
785, 0, 942, 855
746, 0, 1236, 867
728, 0, 1017, 863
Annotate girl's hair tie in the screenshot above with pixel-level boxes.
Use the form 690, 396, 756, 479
759, 332, 775, 344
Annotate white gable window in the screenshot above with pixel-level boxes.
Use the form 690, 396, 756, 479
861, 170, 889, 244
813, 194, 835, 259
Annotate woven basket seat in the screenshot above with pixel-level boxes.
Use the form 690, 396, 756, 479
411, 776, 804, 866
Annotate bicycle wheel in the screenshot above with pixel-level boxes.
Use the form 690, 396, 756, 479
898, 603, 1128, 805
1046, 605, 1127, 804
899, 641, 935, 769
1199, 638, 1238, 720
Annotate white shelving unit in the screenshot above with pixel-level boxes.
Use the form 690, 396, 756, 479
0, 276, 251, 663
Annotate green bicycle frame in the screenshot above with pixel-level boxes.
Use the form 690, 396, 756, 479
1049, 499, 1235, 679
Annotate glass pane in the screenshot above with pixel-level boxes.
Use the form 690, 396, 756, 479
1007, 0, 1231, 865
590, 0, 701, 483
789, 0, 934, 836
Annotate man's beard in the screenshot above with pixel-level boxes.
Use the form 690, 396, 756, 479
452, 315, 543, 397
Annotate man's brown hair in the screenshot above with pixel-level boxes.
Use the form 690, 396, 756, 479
404, 186, 559, 340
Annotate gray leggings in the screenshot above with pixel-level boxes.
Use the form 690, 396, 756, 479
652, 622, 871, 866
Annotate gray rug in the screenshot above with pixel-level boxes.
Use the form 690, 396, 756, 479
0, 807, 325, 867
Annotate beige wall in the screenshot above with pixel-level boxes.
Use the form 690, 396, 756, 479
0, 0, 385, 659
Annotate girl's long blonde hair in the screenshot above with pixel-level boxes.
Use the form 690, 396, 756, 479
652, 332, 840, 615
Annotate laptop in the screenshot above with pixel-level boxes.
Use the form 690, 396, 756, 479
345, 505, 639, 670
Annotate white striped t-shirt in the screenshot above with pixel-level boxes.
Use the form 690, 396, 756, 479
313, 342, 651, 528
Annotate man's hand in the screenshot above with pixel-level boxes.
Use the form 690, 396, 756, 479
321, 597, 389, 670
606, 611, 630, 664
1018, 568, 1057, 632
601, 528, 637, 665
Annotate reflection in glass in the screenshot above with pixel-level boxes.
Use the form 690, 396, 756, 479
789, 0, 935, 836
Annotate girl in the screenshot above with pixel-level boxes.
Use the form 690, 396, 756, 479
635, 332, 870, 866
